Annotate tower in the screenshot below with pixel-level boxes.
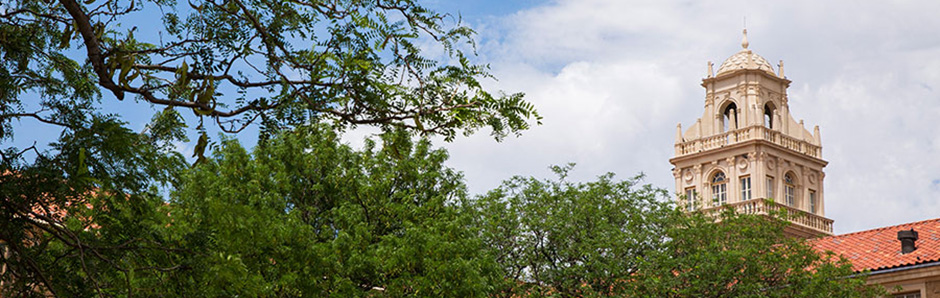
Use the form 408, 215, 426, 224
669, 30, 833, 238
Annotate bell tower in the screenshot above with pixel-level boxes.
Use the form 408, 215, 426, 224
669, 30, 833, 238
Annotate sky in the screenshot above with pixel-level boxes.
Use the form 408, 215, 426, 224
412, 0, 940, 234
5, 0, 939, 235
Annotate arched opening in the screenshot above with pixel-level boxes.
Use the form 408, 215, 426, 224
784, 172, 797, 207
722, 102, 739, 132
711, 171, 728, 206
763, 103, 776, 129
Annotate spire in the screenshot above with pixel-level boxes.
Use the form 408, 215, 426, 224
741, 28, 749, 49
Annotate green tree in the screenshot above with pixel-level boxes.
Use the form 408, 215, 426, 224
1, 0, 539, 143
469, 168, 883, 298
164, 125, 499, 296
466, 165, 676, 297
0, 0, 537, 295
630, 208, 884, 298
0, 115, 189, 297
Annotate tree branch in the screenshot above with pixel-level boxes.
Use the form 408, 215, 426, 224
56, 0, 125, 100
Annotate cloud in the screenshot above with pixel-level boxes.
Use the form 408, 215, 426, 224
442, 0, 940, 234
443, 58, 685, 191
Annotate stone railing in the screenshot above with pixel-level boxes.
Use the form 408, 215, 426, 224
675, 125, 821, 158
703, 199, 833, 235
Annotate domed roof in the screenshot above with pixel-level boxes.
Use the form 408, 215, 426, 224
714, 29, 777, 77
715, 49, 776, 76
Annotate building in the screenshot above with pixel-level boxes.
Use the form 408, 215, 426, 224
671, 30, 940, 297
669, 29, 832, 238
813, 218, 940, 298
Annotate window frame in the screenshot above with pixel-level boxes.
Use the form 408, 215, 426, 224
711, 172, 728, 207
766, 176, 774, 199
740, 176, 752, 201
784, 173, 796, 207
809, 190, 817, 214
685, 187, 698, 211
894, 292, 921, 298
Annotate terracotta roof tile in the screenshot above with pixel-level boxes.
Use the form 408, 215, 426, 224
811, 218, 940, 272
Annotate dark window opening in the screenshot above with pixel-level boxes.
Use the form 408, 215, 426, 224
722, 102, 739, 132
763, 103, 776, 129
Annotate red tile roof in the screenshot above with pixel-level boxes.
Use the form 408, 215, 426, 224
812, 218, 940, 272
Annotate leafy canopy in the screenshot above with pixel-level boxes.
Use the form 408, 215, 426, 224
467, 166, 884, 298
162, 125, 500, 296
1, 0, 540, 152
629, 208, 885, 298
1, 0, 538, 295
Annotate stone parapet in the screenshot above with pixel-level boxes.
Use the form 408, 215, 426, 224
675, 125, 821, 159
701, 198, 833, 236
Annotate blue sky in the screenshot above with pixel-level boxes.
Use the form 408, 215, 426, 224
6, 0, 940, 234
416, 0, 940, 234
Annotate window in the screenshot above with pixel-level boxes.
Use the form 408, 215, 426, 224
740, 176, 752, 201
722, 102, 739, 132
809, 190, 817, 214
685, 188, 698, 211
785, 173, 796, 207
894, 292, 921, 298
763, 103, 776, 129
766, 176, 774, 199
712, 172, 727, 206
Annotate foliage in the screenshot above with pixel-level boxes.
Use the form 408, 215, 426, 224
466, 165, 676, 297
1, 0, 540, 156
0, 0, 536, 295
162, 125, 499, 297
469, 168, 883, 298
0, 114, 188, 297
629, 208, 885, 298
0, 0, 883, 296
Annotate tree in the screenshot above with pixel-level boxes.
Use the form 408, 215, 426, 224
1, 0, 539, 144
0, 0, 537, 295
163, 125, 500, 296
468, 168, 884, 298
466, 165, 676, 297
0, 116, 189, 297
629, 208, 885, 298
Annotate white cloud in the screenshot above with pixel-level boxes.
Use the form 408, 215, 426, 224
441, 0, 940, 234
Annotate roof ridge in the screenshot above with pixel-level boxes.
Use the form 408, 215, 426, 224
823, 217, 940, 240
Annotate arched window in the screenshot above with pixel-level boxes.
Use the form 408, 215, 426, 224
763, 103, 776, 129
784, 173, 796, 207
711, 172, 727, 206
722, 102, 739, 132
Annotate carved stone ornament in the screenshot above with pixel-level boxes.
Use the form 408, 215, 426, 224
737, 157, 749, 171
808, 172, 817, 185
684, 169, 694, 182
766, 157, 776, 170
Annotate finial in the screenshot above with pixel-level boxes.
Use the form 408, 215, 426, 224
742, 28, 749, 49
778, 60, 785, 77
676, 123, 683, 144
707, 61, 714, 77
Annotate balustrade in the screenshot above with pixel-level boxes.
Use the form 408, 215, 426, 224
701, 199, 833, 234
675, 125, 820, 158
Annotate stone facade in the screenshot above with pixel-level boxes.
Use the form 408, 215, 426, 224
669, 30, 833, 238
